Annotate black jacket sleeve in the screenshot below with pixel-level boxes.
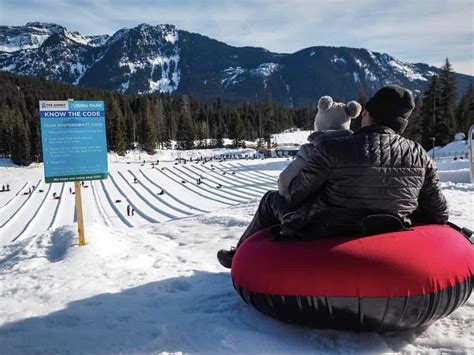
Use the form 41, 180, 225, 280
279, 144, 331, 205
278, 143, 313, 198
417, 159, 449, 224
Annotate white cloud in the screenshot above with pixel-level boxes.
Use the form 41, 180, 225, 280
1, 0, 473, 74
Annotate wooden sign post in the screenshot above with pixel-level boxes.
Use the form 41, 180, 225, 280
74, 181, 86, 246
39, 100, 108, 248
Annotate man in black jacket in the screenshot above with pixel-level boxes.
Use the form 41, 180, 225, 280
217, 85, 449, 268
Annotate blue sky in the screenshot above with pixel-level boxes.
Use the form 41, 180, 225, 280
1, 0, 473, 75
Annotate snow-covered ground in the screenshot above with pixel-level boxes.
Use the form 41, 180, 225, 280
0, 150, 473, 354
271, 129, 312, 146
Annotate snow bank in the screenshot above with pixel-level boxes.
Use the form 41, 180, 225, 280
428, 140, 469, 159
109, 147, 257, 163
271, 129, 312, 146
0, 201, 472, 353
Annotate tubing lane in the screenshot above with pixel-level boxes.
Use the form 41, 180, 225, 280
226, 162, 278, 184
115, 170, 180, 220
20, 183, 65, 241
181, 165, 262, 200
99, 179, 134, 227
17, 183, 65, 241
50, 183, 72, 229
108, 172, 160, 223
126, 170, 201, 215
10, 183, 55, 243
202, 162, 274, 185
191, 165, 271, 194
137, 169, 209, 213
0, 182, 28, 210
172, 166, 246, 203
0, 179, 43, 228
156, 167, 234, 206
233, 162, 279, 180
90, 180, 113, 227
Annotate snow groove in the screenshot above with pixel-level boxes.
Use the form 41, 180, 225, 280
108, 173, 160, 223
99, 179, 134, 227
0, 179, 43, 227
137, 169, 208, 213
0, 182, 29, 210
115, 170, 179, 220
155, 167, 234, 206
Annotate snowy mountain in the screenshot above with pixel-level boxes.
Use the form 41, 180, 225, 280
1, 22, 473, 107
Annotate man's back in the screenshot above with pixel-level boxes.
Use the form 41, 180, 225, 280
279, 125, 448, 236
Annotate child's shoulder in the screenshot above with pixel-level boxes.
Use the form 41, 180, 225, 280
308, 129, 352, 146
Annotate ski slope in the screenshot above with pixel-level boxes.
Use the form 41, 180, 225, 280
0, 155, 472, 354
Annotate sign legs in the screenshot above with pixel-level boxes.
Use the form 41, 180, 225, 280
74, 181, 86, 246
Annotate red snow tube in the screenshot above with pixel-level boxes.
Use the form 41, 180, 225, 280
231, 225, 474, 331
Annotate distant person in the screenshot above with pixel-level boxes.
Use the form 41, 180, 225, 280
134, 177, 138, 184
217, 85, 448, 269
69, 187, 72, 194
131, 207, 135, 216
1, 185, 4, 192
127, 204, 131, 216
6, 184, 9, 191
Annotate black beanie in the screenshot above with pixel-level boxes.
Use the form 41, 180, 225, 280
365, 85, 415, 134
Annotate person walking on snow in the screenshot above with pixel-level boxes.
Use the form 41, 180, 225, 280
217, 86, 448, 269
127, 204, 131, 216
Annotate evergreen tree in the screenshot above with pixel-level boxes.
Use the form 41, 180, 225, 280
229, 110, 245, 147
435, 58, 457, 145
143, 110, 158, 154
11, 116, 31, 165
403, 95, 423, 143
420, 74, 441, 149
110, 97, 128, 155
456, 83, 474, 135
175, 97, 195, 150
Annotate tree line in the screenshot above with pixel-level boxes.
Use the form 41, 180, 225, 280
1, 60, 472, 166
406, 59, 473, 148
0, 72, 314, 165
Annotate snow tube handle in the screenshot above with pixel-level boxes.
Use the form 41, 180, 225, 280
446, 221, 474, 244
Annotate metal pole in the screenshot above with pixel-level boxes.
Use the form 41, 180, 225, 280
431, 137, 436, 160
469, 124, 474, 183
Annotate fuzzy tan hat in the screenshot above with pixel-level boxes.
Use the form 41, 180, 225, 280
314, 96, 362, 131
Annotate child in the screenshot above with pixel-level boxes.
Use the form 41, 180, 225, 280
217, 96, 361, 268
278, 96, 362, 197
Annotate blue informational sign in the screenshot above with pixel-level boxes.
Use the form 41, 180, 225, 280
39, 100, 108, 183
